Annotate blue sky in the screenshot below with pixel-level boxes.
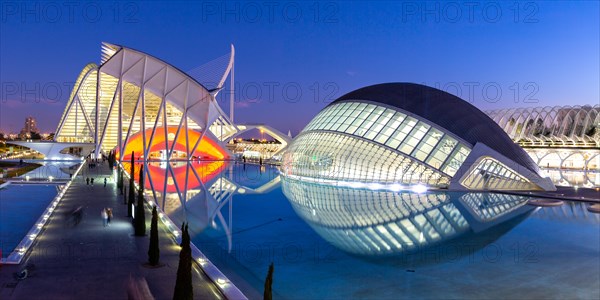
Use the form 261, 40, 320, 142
1, 1, 598, 135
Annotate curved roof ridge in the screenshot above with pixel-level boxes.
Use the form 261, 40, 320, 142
101, 42, 211, 92
330, 82, 539, 174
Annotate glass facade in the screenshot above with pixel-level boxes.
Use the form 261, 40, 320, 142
283, 101, 472, 188
461, 157, 539, 191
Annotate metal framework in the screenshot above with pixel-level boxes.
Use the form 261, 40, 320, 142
53, 43, 290, 162
485, 105, 600, 148
55, 43, 237, 162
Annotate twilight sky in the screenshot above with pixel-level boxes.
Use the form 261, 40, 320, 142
1, 1, 598, 135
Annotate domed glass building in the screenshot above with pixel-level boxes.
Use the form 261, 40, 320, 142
282, 83, 555, 191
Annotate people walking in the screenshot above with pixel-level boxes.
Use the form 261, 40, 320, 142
101, 208, 108, 227
86, 177, 89, 185
106, 208, 113, 225
104, 178, 107, 187
90, 178, 94, 185
73, 206, 83, 226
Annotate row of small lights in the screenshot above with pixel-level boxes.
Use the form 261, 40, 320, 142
283, 173, 429, 194
24, 175, 54, 182
4, 162, 85, 264
117, 163, 239, 296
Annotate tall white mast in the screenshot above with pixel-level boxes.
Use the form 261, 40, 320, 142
229, 44, 235, 123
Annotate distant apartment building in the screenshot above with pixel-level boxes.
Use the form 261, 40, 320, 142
19, 116, 40, 139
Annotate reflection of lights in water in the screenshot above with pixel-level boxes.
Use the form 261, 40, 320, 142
412, 184, 427, 194
368, 183, 382, 190
390, 184, 402, 192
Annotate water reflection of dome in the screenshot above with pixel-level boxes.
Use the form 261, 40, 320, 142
282, 177, 534, 256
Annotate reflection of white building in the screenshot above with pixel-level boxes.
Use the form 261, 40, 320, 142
282, 83, 555, 191
282, 177, 533, 256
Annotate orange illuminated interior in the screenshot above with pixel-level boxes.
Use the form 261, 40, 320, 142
122, 160, 226, 193
116, 126, 227, 161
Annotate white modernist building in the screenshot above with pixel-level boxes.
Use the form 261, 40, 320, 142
14, 43, 289, 161
485, 105, 599, 187
282, 83, 556, 192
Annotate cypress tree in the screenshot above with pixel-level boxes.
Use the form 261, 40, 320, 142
264, 263, 274, 300
127, 153, 135, 217
123, 185, 127, 205
173, 223, 193, 300
134, 165, 146, 236
118, 168, 123, 195
108, 151, 114, 170
148, 206, 160, 265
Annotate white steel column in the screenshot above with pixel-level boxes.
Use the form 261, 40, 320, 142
94, 70, 101, 157
230, 47, 234, 123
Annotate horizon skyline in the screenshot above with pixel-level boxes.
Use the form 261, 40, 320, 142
1, 1, 599, 134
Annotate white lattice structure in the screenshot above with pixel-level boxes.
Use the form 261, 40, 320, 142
48, 43, 290, 162
485, 105, 600, 148
485, 105, 599, 187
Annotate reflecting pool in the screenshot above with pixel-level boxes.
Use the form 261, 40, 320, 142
138, 162, 599, 299
16, 161, 80, 180
0, 184, 60, 258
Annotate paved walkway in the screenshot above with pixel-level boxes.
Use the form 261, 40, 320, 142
0, 163, 224, 300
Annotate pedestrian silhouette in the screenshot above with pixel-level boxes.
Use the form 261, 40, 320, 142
86, 177, 89, 185
104, 178, 107, 187
101, 208, 108, 227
